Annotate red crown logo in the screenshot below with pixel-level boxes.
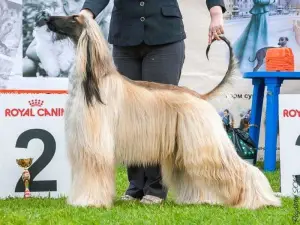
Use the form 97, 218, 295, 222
28, 99, 44, 107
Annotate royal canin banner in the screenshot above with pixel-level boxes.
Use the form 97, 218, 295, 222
279, 94, 300, 197
0, 93, 71, 199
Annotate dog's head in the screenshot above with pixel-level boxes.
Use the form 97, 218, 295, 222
35, 11, 70, 42
278, 37, 289, 47
45, 12, 113, 106
45, 13, 86, 42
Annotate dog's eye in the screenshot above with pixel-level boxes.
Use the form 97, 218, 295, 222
72, 15, 78, 22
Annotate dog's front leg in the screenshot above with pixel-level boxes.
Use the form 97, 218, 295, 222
66, 120, 115, 208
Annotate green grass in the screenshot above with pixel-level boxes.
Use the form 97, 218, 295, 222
0, 163, 297, 225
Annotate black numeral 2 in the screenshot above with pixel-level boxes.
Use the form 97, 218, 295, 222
296, 135, 300, 147
15, 129, 57, 192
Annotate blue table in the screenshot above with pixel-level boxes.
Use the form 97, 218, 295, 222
243, 72, 300, 172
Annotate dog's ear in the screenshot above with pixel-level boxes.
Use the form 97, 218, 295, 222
285, 37, 289, 41
82, 35, 105, 106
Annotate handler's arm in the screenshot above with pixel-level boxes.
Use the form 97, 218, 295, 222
81, 0, 110, 18
206, 0, 226, 13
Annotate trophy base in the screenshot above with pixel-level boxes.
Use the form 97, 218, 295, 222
16, 158, 33, 199
24, 188, 31, 198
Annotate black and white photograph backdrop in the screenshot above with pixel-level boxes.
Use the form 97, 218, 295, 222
0, 0, 22, 59
22, 0, 113, 78
0, 0, 22, 89
0, 57, 14, 89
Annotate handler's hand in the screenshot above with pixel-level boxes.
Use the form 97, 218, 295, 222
79, 9, 94, 19
208, 6, 224, 44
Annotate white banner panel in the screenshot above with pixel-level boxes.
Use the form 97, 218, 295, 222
279, 94, 300, 197
0, 93, 70, 198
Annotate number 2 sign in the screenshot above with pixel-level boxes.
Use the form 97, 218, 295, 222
279, 94, 300, 197
0, 94, 71, 198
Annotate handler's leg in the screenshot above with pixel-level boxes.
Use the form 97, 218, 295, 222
140, 40, 185, 204
142, 41, 185, 85
112, 45, 146, 200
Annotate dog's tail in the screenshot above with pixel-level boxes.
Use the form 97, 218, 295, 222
202, 36, 239, 101
248, 55, 257, 62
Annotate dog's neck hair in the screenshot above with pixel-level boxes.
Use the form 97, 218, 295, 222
75, 14, 116, 80
74, 14, 117, 105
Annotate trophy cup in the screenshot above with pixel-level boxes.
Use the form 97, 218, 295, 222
16, 158, 33, 198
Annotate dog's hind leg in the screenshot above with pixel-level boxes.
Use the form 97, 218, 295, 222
173, 170, 209, 205
161, 158, 201, 204
161, 158, 222, 205
66, 114, 115, 208
160, 156, 199, 204
161, 146, 221, 205
175, 100, 280, 209
253, 59, 264, 72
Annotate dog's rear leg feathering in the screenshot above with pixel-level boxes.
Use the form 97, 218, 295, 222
162, 97, 281, 209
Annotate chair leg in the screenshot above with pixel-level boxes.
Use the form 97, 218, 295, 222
264, 77, 283, 172
249, 78, 265, 165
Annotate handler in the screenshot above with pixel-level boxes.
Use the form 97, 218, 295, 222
80, 0, 226, 204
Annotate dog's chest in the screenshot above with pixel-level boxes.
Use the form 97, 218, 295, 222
64, 85, 85, 131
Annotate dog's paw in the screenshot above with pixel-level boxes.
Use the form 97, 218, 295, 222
67, 197, 113, 208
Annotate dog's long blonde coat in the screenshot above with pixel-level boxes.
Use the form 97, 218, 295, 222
62, 13, 281, 209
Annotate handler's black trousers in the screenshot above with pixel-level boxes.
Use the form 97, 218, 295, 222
112, 40, 185, 199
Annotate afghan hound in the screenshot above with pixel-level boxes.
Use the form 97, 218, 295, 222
45, 12, 281, 209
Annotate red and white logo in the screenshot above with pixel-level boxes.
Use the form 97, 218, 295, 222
4, 99, 64, 117
282, 109, 300, 118
28, 99, 44, 107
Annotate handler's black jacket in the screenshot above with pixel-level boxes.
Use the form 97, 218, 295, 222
82, 0, 226, 46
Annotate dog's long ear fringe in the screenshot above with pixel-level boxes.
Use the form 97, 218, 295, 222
82, 36, 105, 106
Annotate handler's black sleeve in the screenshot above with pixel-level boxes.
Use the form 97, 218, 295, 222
206, 0, 226, 13
82, 0, 110, 18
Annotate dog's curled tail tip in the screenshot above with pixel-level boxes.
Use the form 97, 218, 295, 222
203, 35, 238, 101
206, 44, 211, 60
205, 36, 233, 60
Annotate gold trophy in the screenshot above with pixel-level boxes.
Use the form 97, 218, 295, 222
16, 158, 33, 198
